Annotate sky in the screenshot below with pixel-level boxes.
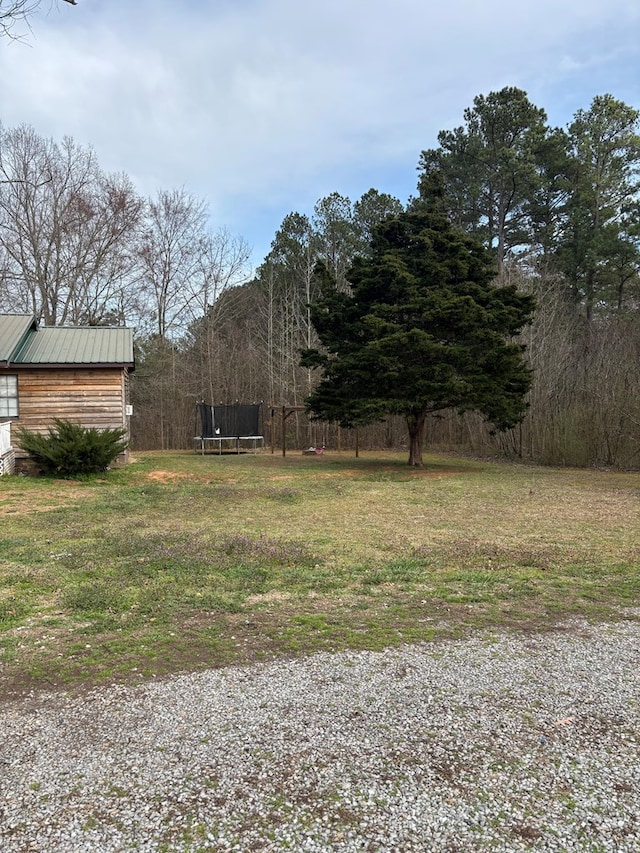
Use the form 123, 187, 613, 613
1, 0, 639, 273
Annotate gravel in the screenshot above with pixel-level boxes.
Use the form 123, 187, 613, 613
1, 617, 639, 852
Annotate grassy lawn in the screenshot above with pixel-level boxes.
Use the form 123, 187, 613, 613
0, 449, 638, 697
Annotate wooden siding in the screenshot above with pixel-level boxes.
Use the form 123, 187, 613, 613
0, 366, 130, 459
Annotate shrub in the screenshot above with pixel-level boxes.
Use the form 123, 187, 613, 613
17, 419, 128, 477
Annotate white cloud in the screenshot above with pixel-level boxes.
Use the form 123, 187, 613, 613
1, 0, 638, 263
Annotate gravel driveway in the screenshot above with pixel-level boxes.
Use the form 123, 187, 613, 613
1, 617, 639, 852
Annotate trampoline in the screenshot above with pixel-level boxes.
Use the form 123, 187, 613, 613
194, 402, 264, 454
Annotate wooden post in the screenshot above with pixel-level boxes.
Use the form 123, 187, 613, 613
282, 405, 287, 457
355, 427, 359, 458
270, 407, 275, 454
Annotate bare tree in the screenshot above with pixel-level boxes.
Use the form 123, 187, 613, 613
137, 189, 209, 341
186, 227, 251, 325
0, 124, 143, 326
259, 212, 320, 406
133, 190, 252, 446
0, 0, 77, 41
183, 229, 251, 400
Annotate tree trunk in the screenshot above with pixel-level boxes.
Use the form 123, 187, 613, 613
406, 412, 427, 466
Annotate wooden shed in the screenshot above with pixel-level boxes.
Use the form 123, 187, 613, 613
0, 314, 135, 470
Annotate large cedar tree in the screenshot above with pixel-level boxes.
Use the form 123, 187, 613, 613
302, 202, 535, 466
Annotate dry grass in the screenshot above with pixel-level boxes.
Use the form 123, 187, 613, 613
0, 449, 638, 698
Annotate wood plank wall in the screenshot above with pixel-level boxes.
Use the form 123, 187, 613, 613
1, 367, 130, 459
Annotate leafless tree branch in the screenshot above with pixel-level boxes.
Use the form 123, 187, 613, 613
0, 0, 77, 41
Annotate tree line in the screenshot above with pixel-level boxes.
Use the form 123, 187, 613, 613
1, 87, 639, 466
0, 125, 251, 334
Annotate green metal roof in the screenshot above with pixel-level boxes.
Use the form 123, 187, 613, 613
0, 314, 134, 369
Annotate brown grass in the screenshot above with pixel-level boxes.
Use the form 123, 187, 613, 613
0, 449, 638, 699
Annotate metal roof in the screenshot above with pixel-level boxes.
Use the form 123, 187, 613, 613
0, 314, 134, 369
0, 314, 37, 363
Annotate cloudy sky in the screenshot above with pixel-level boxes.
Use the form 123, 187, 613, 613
1, 0, 638, 270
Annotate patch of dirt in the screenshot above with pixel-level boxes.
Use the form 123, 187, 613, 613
244, 590, 295, 606
146, 470, 189, 484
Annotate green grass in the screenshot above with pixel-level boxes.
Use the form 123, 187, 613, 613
0, 449, 638, 695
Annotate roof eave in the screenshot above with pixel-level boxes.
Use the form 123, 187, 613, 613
7, 361, 135, 371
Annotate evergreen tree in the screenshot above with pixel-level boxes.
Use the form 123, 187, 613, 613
418, 87, 548, 273
302, 199, 535, 466
554, 95, 640, 319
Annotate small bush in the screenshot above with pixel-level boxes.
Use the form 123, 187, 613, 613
17, 419, 128, 477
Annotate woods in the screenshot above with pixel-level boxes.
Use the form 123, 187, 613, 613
1, 87, 639, 467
